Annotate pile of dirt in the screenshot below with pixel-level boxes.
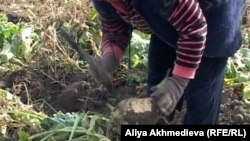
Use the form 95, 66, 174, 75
0, 68, 136, 114
3, 68, 249, 120
219, 86, 250, 124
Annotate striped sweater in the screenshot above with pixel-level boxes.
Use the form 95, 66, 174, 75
100, 0, 207, 79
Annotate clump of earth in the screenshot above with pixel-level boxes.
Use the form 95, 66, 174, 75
219, 87, 250, 124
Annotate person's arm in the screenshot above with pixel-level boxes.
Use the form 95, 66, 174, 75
89, 0, 132, 88
93, 0, 132, 61
151, 0, 207, 116
163, 0, 207, 79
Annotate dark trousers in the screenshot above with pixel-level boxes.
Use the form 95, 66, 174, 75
147, 35, 228, 124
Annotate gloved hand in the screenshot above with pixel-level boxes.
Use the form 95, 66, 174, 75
88, 53, 119, 89
150, 74, 189, 116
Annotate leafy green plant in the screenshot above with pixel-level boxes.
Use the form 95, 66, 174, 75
120, 32, 150, 84
225, 47, 250, 100
124, 32, 150, 69
0, 87, 111, 141
125, 69, 147, 84
0, 13, 39, 74
26, 112, 111, 141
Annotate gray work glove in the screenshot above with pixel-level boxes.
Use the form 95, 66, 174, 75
150, 74, 189, 116
88, 54, 119, 89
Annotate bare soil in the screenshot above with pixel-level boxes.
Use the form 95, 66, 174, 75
1, 66, 250, 141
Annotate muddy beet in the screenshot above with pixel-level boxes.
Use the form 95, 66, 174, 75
110, 97, 160, 133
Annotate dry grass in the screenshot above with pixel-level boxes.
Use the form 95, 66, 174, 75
0, 0, 99, 83
0, 0, 100, 138
0, 0, 100, 112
